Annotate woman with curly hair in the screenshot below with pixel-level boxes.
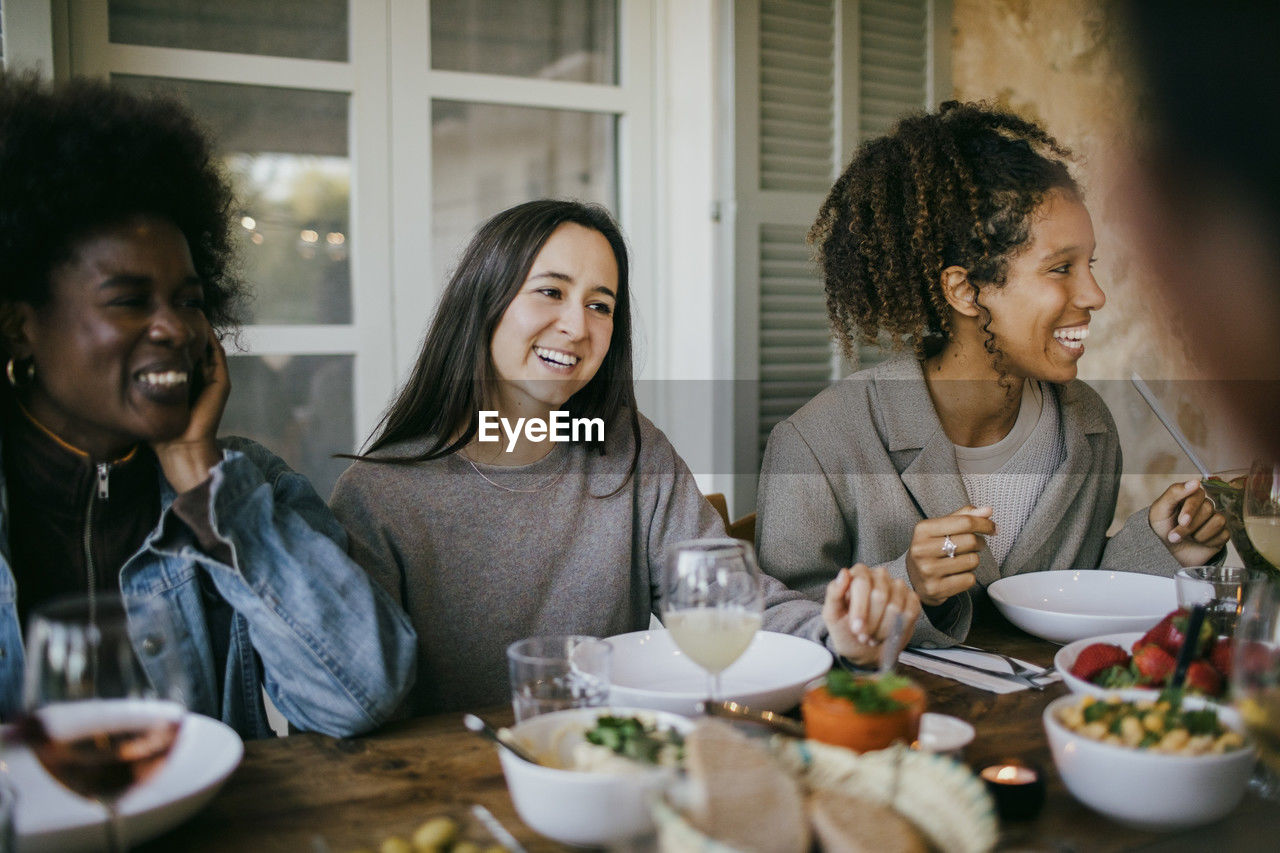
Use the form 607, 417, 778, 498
756, 101, 1228, 646
331, 198, 920, 714
0, 73, 415, 737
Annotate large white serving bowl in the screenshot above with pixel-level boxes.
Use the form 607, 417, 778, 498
1054, 631, 1158, 699
1043, 692, 1255, 831
606, 629, 832, 716
987, 570, 1175, 643
5, 712, 242, 852
497, 706, 694, 847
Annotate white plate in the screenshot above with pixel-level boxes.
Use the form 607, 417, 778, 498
987, 570, 1175, 643
607, 629, 832, 716
1054, 631, 1155, 699
2, 712, 242, 852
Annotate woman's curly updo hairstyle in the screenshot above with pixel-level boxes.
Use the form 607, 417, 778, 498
0, 73, 243, 338
809, 101, 1076, 360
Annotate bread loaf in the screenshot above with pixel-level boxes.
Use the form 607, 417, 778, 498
807, 789, 927, 853
683, 720, 810, 853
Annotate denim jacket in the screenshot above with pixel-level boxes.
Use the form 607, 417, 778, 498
0, 434, 417, 739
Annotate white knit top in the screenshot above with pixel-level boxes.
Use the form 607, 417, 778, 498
955, 381, 1066, 567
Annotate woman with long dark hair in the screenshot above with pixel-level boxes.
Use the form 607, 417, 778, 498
332, 199, 920, 714
0, 73, 416, 738
757, 102, 1228, 647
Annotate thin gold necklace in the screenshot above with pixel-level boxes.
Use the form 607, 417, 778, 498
460, 448, 567, 493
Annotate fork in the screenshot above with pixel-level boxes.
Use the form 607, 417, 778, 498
954, 643, 1052, 681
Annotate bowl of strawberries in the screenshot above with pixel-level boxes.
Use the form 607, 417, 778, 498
1055, 608, 1233, 700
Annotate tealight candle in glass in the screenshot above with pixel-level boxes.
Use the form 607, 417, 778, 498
980, 760, 1045, 821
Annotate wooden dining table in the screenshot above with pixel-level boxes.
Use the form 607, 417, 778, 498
137, 612, 1279, 853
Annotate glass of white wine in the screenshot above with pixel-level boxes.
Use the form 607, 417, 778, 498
1244, 460, 1280, 574
661, 538, 764, 702
1232, 577, 1280, 800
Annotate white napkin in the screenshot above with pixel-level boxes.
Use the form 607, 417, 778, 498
899, 648, 1061, 694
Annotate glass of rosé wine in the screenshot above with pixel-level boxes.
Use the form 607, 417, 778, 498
17, 593, 189, 851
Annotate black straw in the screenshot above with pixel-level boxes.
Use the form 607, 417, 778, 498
1169, 603, 1207, 690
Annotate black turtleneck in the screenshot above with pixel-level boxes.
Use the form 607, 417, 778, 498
3, 399, 160, 628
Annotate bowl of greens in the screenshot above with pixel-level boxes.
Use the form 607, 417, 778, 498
496, 706, 692, 847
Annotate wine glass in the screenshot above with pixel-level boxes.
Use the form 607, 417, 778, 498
661, 538, 764, 702
1244, 460, 1280, 574
1231, 576, 1280, 800
20, 593, 189, 851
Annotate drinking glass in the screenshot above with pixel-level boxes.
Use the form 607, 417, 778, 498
1231, 577, 1280, 800
20, 593, 189, 851
661, 538, 764, 702
1244, 460, 1280, 573
507, 635, 612, 723
1175, 565, 1264, 638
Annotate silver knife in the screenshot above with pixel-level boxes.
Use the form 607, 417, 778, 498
471, 803, 529, 853
905, 648, 1046, 690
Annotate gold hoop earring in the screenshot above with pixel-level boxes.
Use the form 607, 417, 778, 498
5, 357, 34, 389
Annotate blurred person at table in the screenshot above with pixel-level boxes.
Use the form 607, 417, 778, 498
756, 102, 1229, 648
1116, 1, 1280, 462
330, 199, 920, 715
0, 73, 416, 738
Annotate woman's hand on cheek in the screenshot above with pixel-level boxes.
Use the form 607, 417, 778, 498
1148, 479, 1232, 566
152, 327, 229, 492
824, 564, 922, 667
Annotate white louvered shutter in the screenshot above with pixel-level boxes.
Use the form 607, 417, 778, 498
731, 0, 948, 511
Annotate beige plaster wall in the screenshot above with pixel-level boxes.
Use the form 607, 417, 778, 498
949, 0, 1246, 534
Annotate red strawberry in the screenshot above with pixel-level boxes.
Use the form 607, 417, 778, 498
1209, 637, 1234, 679
1169, 608, 1215, 658
1070, 643, 1130, 682
1185, 660, 1224, 696
1131, 643, 1175, 685
1136, 611, 1179, 656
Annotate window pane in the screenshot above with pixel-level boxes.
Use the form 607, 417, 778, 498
432, 101, 616, 286
430, 0, 616, 84
222, 354, 354, 501
113, 75, 352, 325
108, 0, 347, 62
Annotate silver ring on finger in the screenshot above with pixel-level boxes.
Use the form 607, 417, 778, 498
941, 534, 957, 559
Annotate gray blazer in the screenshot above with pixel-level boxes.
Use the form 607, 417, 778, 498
756, 357, 1181, 646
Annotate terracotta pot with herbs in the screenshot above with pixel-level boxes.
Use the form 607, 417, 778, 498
801, 671, 926, 753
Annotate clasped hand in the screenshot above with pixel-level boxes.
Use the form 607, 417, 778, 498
824, 563, 921, 667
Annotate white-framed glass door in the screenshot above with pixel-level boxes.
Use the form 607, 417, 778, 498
388, 0, 654, 388
55, 0, 655, 498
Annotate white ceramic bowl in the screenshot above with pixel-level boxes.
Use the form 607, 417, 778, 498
1054, 631, 1159, 699
987, 570, 1175, 643
1043, 692, 1255, 830
916, 713, 976, 759
497, 706, 694, 847
607, 629, 832, 716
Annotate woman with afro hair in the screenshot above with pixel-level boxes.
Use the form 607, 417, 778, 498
0, 73, 415, 737
756, 101, 1228, 647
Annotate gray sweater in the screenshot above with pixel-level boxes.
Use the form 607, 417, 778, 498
757, 357, 1182, 647
331, 413, 827, 715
